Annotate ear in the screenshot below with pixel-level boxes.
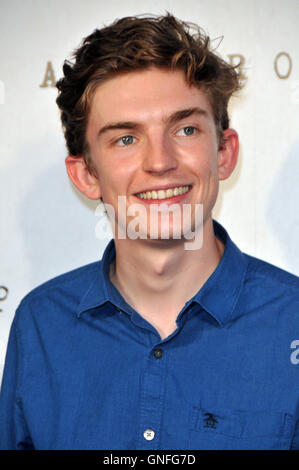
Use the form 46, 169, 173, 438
65, 155, 102, 200
217, 128, 239, 181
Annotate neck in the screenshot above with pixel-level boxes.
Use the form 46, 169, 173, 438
109, 217, 224, 338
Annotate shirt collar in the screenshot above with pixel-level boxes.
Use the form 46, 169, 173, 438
77, 220, 249, 326
189, 220, 249, 326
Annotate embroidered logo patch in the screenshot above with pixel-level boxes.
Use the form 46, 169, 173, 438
203, 413, 219, 429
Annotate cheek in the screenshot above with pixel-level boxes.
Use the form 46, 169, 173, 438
193, 157, 218, 180
186, 138, 218, 174
193, 156, 219, 203
97, 161, 136, 199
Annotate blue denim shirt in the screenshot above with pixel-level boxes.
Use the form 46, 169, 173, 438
0, 220, 298, 450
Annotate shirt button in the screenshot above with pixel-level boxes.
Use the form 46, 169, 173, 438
153, 348, 163, 359
143, 429, 155, 441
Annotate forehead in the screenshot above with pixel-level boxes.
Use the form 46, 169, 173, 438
88, 67, 214, 125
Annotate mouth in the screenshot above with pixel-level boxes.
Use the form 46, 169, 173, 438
134, 185, 192, 203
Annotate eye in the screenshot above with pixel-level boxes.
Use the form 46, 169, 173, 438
116, 135, 136, 146
176, 126, 197, 137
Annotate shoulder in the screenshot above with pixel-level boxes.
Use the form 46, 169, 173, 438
15, 260, 102, 326
239, 253, 299, 325
244, 253, 299, 291
22, 260, 101, 302
25, 260, 100, 299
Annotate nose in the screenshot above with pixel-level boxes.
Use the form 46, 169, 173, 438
142, 135, 178, 175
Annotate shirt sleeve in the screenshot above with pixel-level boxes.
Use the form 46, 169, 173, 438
0, 309, 34, 449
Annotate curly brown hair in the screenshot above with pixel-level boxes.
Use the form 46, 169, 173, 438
56, 12, 242, 176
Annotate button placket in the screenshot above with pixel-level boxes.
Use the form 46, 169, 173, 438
153, 348, 163, 359
137, 345, 167, 449
143, 429, 155, 441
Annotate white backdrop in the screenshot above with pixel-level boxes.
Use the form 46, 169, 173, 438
0, 0, 298, 382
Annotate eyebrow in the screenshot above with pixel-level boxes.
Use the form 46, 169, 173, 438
97, 107, 209, 138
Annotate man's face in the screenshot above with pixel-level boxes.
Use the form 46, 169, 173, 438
85, 67, 231, 241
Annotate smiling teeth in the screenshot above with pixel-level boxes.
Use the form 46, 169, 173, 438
136, 185, 190, 200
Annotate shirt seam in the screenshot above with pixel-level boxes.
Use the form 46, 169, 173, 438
226, 258, 250, 324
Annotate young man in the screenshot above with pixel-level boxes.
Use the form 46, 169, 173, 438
0, 14, 298, 450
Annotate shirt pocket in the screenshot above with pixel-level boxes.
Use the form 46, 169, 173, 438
188, 406, 295, 450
